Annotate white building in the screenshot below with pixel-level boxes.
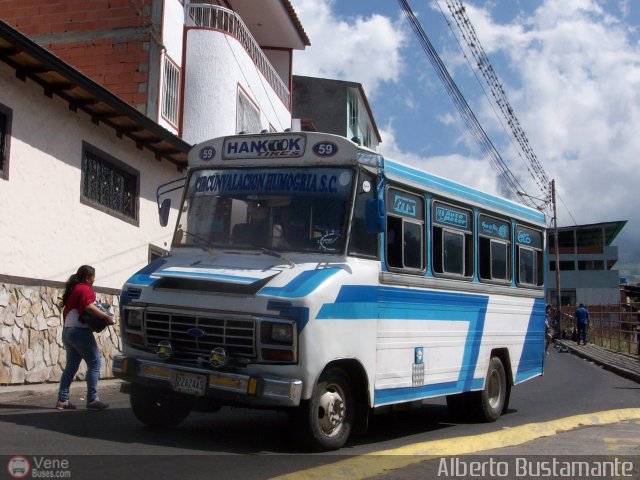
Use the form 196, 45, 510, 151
2, 1, 309, 143
547, 221, 627, 306
0, 1, 308, 385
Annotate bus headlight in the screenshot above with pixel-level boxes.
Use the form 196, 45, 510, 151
126, 309, 143, 329
271, 323, 293, 343
261, 321, 294, 345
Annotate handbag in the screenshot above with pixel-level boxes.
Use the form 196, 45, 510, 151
79, 301, 113, 333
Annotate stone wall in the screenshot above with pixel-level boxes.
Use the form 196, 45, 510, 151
0, 282, 121, 385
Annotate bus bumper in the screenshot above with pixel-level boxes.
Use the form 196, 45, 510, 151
112, 356, 303, 407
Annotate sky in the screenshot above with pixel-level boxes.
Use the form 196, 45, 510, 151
288, 0, 640, 283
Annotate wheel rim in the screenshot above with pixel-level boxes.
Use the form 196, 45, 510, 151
487, 368, 502, 409
317, 383, 346, 437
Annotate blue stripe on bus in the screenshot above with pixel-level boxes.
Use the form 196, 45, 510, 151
317, 286, 489, 401
258, 268, 341, 298
374, 378, 485, 406
385, 160, 545, 224
514, 297, 546, 383
125, 258, 167, 286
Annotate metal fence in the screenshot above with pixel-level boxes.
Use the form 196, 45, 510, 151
556, 304, 640, 355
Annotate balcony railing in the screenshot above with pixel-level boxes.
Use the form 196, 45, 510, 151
186, 3, 291, 107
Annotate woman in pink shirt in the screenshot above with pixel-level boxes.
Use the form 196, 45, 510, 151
56, 265, 114, 410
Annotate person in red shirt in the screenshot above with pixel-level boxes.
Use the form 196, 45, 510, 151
56, 265, 115, 410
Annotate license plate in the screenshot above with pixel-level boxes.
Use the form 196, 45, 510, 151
171, 371, 207, 396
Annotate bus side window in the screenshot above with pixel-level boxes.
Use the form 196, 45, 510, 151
431, 201, 473, 278
386, 216, 403, 267
515, 226, 544, 287
478, 214, 511, 282
349, 170, 379, 258
384, 187, 425, 272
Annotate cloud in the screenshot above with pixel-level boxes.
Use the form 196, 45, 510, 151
288, 0, 640, 277
289, 0, 407, 97
457, 0, 640, 275
378, 124, 501, 196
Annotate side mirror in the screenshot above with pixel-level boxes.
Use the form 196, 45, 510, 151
365, 198, 385, 233
159, 198, 171, 227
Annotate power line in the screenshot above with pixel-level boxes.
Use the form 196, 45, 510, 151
396, 0, 536, 208
439, 0, 551, 200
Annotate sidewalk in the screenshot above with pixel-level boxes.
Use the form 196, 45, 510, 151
555, 339, 640, 383
0, 378, 124, 403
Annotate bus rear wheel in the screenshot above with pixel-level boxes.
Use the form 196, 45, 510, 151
470, 356, 506, 422
294, 366, 354, 451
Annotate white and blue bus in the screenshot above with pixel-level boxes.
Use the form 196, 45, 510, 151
113, 132, 547, 450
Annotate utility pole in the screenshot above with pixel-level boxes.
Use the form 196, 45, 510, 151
517, 181, 561, 333
552, 179, 561, 334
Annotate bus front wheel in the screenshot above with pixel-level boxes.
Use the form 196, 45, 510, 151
294, 366, 354, 451
130, 384, 194, 429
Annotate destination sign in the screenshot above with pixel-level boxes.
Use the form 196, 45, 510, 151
479, 214, 510, 240
386, 188, 423, 219
515, 225, 543, 248
434, 202, 470, 230
222, 135, 306, 160
189, 167, 352, 197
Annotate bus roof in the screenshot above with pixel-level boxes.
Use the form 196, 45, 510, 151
189, 132, 546, 226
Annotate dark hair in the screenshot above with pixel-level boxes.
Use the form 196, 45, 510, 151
60, 265, 95, 308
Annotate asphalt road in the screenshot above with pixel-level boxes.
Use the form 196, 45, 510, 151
0, 348, 639, 479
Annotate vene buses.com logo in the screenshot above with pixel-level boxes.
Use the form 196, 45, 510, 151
7, 456, 30, 479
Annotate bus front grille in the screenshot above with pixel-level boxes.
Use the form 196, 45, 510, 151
144, 311, 256, 360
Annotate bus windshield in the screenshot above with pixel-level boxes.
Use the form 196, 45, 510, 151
173, 167, 354, 253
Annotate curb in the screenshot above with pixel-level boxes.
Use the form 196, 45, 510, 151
271, 408, 640, 480
557, 340, 640, 383
0, 379, 125, 404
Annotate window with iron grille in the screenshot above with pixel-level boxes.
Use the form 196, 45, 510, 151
81, 144, 139, 224
236, 89, 261, 134
161, 56, 180, 127
0, 103, 11, 180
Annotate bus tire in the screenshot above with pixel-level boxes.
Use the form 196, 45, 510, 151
130, 384, 194, 429
295, 366, 354, 451
471, 356, 506, 422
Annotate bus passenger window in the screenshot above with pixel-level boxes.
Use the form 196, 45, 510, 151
404, 221, 423, 269
386, 216, 403, 268
385, 187, 425, 272
432, 201, 473, 279
478, 214, 511, 282
515, 225, 544, 287
443, 230, 464, 275
519, 248, 536, 285
491, 241, 508, 280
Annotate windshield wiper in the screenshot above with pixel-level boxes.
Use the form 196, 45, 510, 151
261, 248, 296, 268
180, 230, 216, 254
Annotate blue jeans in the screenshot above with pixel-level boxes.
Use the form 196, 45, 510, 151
58, 327, 101, 403
577, 324, 588, 345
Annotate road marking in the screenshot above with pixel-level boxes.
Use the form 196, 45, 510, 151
603, 435, 640, 452
271, 408, 640, 480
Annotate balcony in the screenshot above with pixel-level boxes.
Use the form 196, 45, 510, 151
186, 3, 290, 107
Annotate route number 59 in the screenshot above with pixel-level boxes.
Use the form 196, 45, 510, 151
313, 142, 338, 157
